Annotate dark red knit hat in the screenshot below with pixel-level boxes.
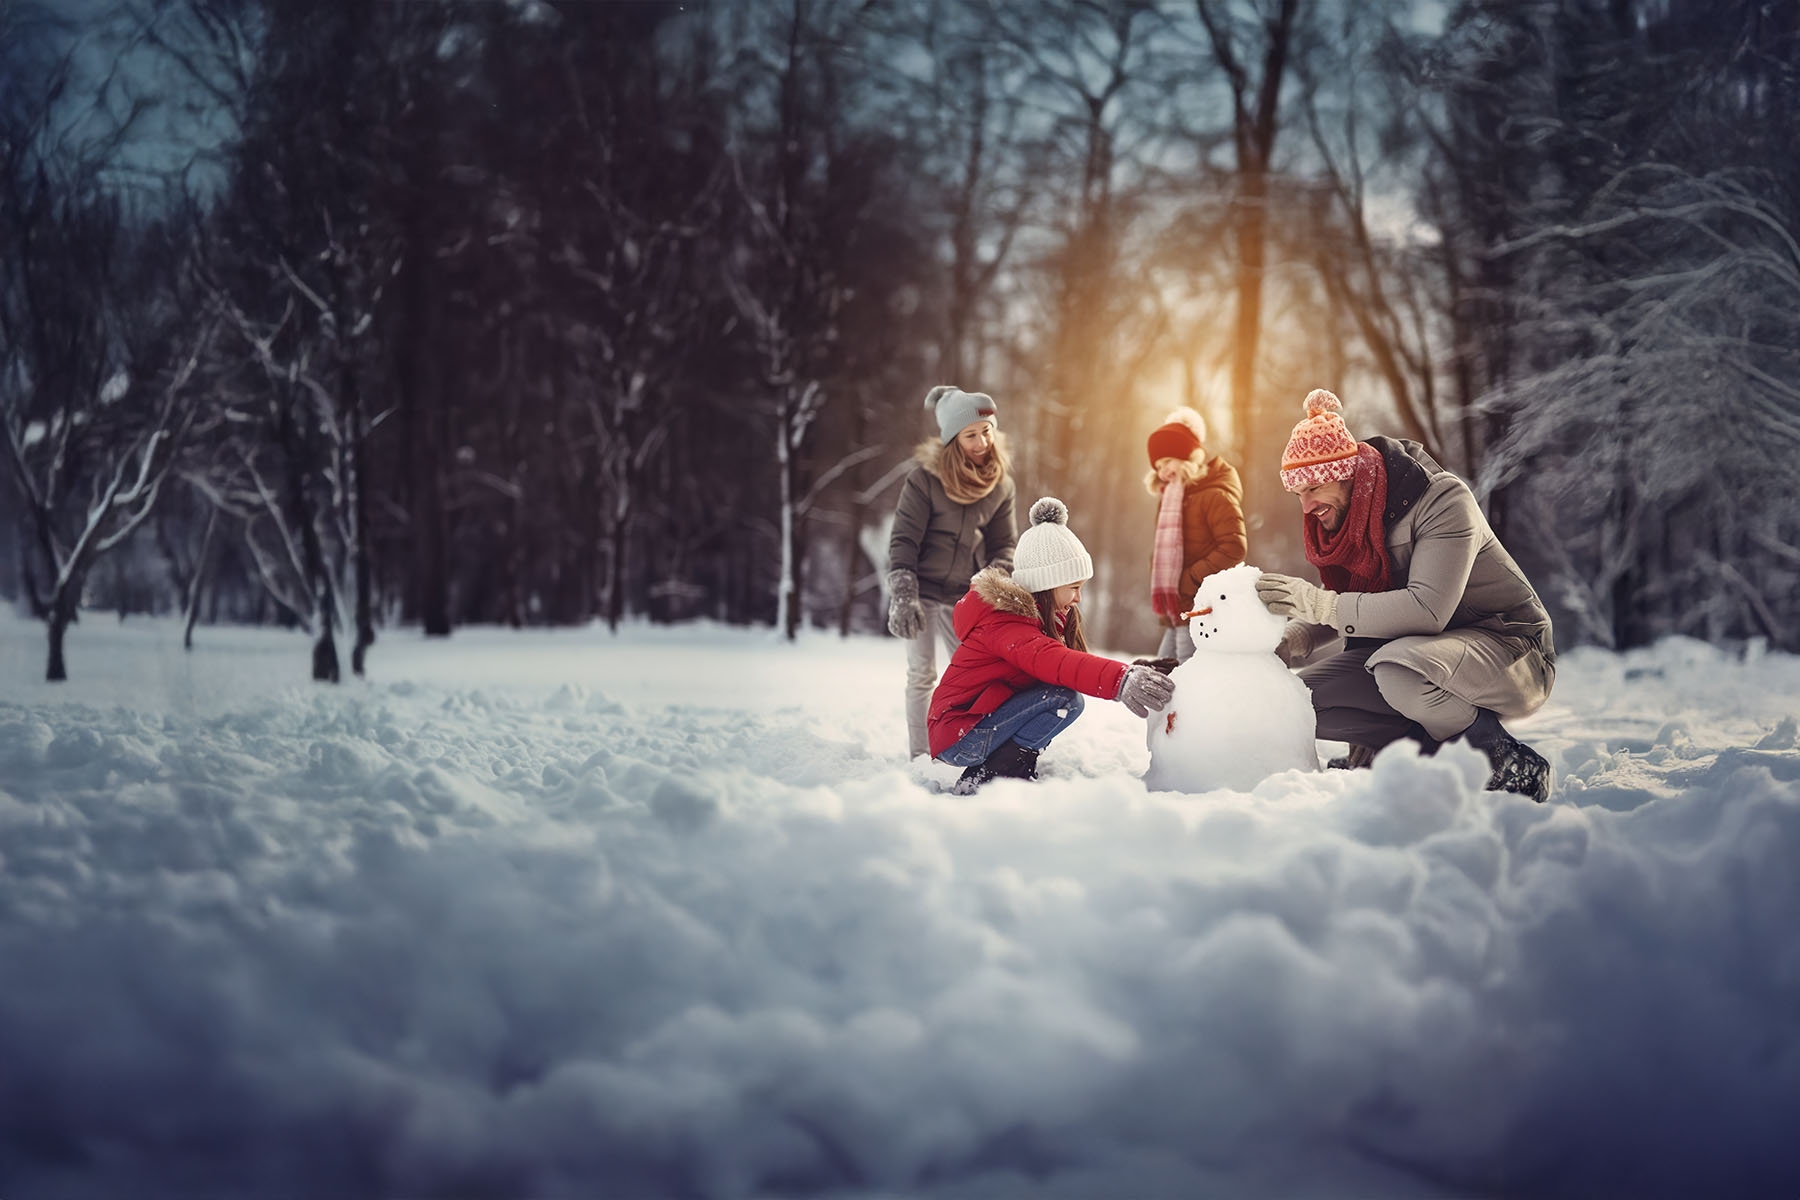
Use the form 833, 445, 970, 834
1146, 409, 1205, 466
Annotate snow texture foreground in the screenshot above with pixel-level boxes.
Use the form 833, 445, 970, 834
2, 614, 1799, 1199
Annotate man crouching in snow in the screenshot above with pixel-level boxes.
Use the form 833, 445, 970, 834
928, 496, 1176, 795
1256, 389, 1556, 802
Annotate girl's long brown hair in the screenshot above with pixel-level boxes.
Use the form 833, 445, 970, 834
1033, 592, 1088, 652
933, 430, 1010, 505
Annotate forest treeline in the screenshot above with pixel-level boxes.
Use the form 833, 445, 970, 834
3, 0, 1796, 681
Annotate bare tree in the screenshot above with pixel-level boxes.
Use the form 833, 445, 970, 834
1420, 0, 1800, 649
1186, 0, 1307, 503
0, 18, 215, 680
1292, 2, 1450, 462
717, 0, 876, 640
1479, 165, 1800, 648
973, 0, 1175, 643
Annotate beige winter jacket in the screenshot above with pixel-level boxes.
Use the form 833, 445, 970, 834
1283, 437, 1556, 719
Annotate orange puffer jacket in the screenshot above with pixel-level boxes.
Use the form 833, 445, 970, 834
1162, 456, 1247, 626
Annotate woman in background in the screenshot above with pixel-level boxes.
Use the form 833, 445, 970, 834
886, 385, 1017, 760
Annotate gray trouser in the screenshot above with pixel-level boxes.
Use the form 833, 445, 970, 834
1299, 643, 1479, 748
1155, 624, 1197, 663
905, 599, 961, 759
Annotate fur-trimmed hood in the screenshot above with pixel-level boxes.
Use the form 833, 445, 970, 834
912, 437, 946, 478
911, 432, 1010, 481
969, 566, 1040, 620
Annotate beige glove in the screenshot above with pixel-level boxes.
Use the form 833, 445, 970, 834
1255, 573, 1340, 629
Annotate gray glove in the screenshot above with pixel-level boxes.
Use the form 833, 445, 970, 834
1255, 572, 1341, 628
886, 568, 924, 639
1116, 664, 1176, 717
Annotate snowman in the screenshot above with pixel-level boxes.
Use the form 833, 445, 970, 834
1143, 562, 1319, 793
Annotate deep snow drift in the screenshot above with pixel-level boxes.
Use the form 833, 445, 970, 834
2, 611, 1799, 1199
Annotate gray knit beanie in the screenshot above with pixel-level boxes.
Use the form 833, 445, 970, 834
924, 385, 999, 444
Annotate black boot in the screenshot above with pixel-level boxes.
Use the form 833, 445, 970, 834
1405, 722, 1442, 756
1455, 709, 1550, 803
952, 739, 1040, 794
1327, 744, 1375, 770
986, 740, 1040, 780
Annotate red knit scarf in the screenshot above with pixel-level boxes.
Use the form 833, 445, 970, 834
1303, 443, 1392, 594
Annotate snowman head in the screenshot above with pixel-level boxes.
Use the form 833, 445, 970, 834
1183, 562, 1287, 654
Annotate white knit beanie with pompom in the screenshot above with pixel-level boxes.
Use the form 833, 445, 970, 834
1010, 497, 1094, 594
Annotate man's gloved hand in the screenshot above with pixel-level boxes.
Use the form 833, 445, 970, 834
1130, 657, 1181, 676
1274, 623, 1310, 668
1255, 573, 1341, 628
886, 569, 924, 639
1116, 664, 1177, 717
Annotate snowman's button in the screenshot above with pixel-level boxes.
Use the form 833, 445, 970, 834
1343, 623, 1356, 634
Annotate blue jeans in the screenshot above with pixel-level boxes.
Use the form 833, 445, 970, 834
937, 686, 1085, 767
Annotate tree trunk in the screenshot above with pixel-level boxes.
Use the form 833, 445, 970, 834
400, 130, 452, 638
408, 293, 451, 638
1229, 164, 1270, 483
312, 579, 341, 682
777, 402, 798, 640
838, 399, 870, 637
312, 627, 341, 682
183, 507, 218, 651
46, 600, 73, 683
606, 516, 627, 633
349, 387, 376, 676
779, 427, 807, 642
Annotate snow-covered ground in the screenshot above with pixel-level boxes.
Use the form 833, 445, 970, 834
2, 611, 1798, 1199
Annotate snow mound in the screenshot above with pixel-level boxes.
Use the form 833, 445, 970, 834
1, 612, 1799, 1198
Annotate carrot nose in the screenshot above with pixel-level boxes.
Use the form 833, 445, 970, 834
1180, 605, 1212, 621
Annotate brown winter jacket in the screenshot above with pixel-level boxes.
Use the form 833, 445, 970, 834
887, 446, 1018, 605
1159, 456, 1248, 626
1282, 437, 1556, 719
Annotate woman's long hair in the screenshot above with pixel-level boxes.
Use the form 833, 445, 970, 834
928, 429, 1010, 505
1032, 591, 1088, 652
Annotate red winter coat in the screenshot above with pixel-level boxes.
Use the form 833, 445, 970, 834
927, 568, 1128, 758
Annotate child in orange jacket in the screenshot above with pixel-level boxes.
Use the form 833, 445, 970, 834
1146, 408, 1246, 662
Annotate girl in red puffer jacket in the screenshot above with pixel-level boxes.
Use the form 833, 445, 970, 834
929, 497, 1176, 794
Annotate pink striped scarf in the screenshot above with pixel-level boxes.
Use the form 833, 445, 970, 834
1151, 480, 1186, 618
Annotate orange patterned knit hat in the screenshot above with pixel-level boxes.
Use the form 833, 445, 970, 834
1279, 388, 1360, 491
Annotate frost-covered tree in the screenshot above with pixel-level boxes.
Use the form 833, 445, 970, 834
1422, 0, 1800, 649
0, 10, 214, 680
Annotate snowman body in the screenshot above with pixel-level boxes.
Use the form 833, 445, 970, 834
1144, 563, 1319, 793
